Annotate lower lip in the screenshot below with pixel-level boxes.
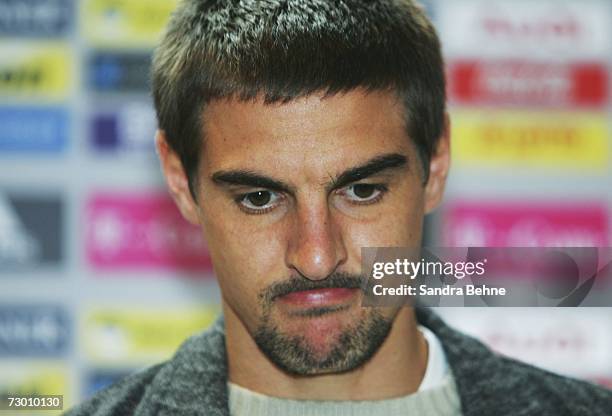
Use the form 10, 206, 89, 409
278, 288, 358, 307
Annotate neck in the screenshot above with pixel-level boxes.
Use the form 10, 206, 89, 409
225, 306, 428, 401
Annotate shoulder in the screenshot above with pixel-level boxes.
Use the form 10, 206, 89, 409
416, 308, 612, 416
63, 317, 229, 416
494, 354, 612, 415
63, 363, 166, 416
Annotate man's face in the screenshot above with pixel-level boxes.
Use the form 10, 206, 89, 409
161, 90, 448, 375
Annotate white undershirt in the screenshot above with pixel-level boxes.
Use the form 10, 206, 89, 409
417, 325, 449, 391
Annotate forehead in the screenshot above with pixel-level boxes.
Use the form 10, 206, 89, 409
200, 90, 412, 177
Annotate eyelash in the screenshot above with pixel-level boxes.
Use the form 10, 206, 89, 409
234, 192, 283, 215
340, 184, 388, 206
234, 183, 389, 215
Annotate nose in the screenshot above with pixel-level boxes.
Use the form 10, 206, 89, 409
285, 202, 348, 281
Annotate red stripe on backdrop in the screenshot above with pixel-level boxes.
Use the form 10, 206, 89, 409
448, 60, 608, 108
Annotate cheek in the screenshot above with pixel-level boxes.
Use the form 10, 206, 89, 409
199, 207, 288, 325
340, 187, 425, 261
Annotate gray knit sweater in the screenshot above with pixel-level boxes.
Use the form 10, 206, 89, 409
65, 308, 612, 415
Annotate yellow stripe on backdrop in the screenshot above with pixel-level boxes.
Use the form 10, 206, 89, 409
82, 306, 219, 366
0, 42, 73, 101
451, 110, 610, 171
81, 0, 179, 48
0, 362, 69, 415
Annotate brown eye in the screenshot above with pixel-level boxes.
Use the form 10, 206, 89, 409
246, 191, 272, 207
237, 190, 282, 214
341, 183, 387, 205
352, 184, 377, 199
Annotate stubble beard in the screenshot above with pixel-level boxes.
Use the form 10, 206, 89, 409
253, 307, 393, 376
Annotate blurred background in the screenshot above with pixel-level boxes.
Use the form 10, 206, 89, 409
0, 0, 610, 413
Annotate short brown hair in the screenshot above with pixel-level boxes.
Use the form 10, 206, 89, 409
151, 0, 446, 198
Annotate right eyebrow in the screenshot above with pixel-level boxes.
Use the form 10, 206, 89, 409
211, 170, 295, 194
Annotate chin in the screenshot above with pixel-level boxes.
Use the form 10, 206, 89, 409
254, 306, 393, 376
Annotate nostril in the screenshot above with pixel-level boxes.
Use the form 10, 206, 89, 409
285, 204, 348, 281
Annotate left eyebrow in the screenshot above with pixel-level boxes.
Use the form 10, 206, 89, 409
328, 153, 408, 191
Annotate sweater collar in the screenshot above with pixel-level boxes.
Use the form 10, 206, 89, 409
146, 308, 515, 415
414, 309, 533, 416
145, 317, 230, 415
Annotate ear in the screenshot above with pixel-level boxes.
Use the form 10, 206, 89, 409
424, 113, 451, 214
155, 130, 201, 225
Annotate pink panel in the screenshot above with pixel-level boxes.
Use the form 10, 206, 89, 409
444, 202, 609, 247
86, 192, 213, 272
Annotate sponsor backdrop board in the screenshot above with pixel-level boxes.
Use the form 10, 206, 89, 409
0, 0, 610, 408
0, 193, 64, 270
